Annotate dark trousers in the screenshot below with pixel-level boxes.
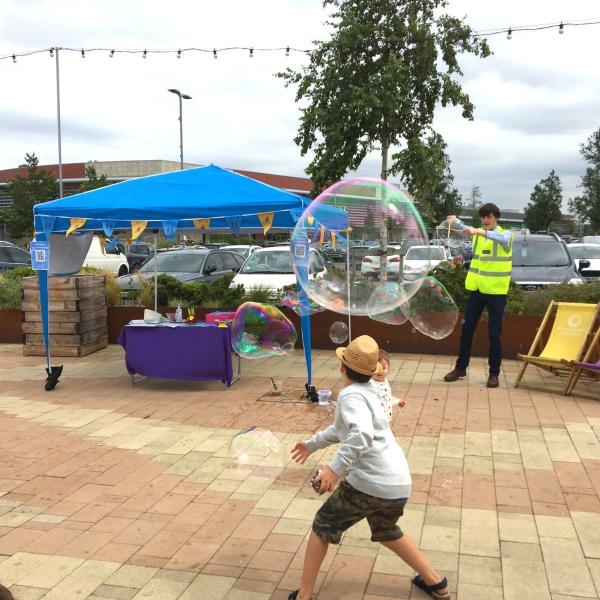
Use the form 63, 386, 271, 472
456, 290, 507, 376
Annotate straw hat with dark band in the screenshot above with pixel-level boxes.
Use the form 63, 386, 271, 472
336, 335, 383, 377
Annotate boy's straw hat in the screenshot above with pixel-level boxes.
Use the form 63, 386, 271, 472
336, 335, 383, 376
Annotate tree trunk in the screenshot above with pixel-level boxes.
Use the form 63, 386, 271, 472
379, 136, 389, 279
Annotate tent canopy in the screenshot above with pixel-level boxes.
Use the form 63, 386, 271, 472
33, 164, 349, 235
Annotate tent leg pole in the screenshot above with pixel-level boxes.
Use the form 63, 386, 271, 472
154, 232, 158, 312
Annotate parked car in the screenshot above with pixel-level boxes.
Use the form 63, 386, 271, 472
0, 241, 31, 270
402, 245, 451, 280
512, 234, 586, 290
230, 246, 327, 292
220, 244, 261, 260
117, 248, 245, 290
360, 245, 403, 279
567, 243, 600, 280
582, 235, 600, 245
82, 236, 129, 276
113, 241, 153, 272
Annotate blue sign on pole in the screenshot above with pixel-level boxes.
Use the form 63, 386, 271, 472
30, 241, 50, 271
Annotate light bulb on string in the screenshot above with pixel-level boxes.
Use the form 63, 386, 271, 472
249, 47, 254, 58
559, 22, 564, 34
49, 48, 54, 58
213, 48, 217, 59
177, 49, 181, 59
285, 46, 290, 57
12, 54, 16, 63
507, 28, 512, 40
143, 49, 147, 58
81, 49, 85, 58
109, 49, 114, 57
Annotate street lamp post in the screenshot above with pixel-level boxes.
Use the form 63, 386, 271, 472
168, 89, 192, 170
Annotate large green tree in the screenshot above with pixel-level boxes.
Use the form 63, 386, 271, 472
524, 170, 563, 232
279, 0, 490, 195
569, 128, 600, 232
465, 184, 482, 226
1, 153, 58, 240
78, 165, 110, 193
393, 131, 462, 226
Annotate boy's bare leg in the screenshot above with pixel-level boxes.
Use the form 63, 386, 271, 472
297, 530, 329, 600
381, 535, 448, 594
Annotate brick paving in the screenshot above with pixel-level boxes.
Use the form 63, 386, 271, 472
0, 342, 598, 599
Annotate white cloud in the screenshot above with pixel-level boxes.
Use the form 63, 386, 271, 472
0, 0, 598, 210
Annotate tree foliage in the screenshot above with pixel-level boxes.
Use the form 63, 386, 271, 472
465, 185, 482, 226
394, 131, 462, 226
524, 170, 563, 232
569, 128, 600, 232
278, 0, 490, 195
1, 153, 58, 240
78, 166, 110, 193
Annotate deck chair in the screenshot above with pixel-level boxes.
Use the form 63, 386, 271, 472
564, 325, 600, 399
515, 301, 600, 394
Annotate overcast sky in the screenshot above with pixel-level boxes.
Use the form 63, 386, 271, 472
1, 0, 598, 211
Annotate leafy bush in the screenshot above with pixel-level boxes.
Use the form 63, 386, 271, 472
244, 285, 281, 305
0, 274, 22, 309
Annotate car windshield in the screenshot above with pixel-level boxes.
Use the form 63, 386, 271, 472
140, 253, 205, 273
223, 246, 250, 258
406, 247, 445, 260
512, 242, 570, 267
569, 245, 600, 259
240, 250, 293, 274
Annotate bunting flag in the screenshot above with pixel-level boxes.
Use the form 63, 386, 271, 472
257, 212, 274, 236
331, 231, 336, 250
307, 214, 315, 226
227, 216, 242, 236
289, 208, 303, 223
162, 220, 179, 241
131, 220, 148, 240
39, 216, 56, 237
193, 218, 210, 231
66, 218, 86, 236
318, 225, 326, 246
102, 220, 116, 238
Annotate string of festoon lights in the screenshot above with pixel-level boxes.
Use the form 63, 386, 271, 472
2, 18, 600, 62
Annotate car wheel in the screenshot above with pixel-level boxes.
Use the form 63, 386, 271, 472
118, 265, 129, 277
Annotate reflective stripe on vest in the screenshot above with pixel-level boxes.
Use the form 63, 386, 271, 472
465, 226, 513, 295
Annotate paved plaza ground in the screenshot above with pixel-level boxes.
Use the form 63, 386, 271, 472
0, 342, 599, 599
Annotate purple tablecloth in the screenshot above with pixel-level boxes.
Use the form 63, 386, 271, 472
118, 323, 233, 385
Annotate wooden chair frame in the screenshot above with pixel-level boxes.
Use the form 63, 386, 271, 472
514, 301, 600, 394
564, 325, 600, 399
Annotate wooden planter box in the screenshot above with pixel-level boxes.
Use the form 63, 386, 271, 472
21, 276, 108, 357
0, 310, 24, 344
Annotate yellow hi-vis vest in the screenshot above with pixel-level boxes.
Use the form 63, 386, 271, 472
465, 226, 513, 295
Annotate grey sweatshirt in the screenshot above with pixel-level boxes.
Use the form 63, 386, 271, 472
305, 382, 412, 500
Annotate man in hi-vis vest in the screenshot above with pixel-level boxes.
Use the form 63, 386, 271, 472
444, 203, 513, 388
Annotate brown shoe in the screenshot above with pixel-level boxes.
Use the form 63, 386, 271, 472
443, 368, 466, 382
487, 374, 499, 388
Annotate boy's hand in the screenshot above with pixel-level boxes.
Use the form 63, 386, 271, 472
315, 466, 338, 493
291, 441, 310, 464
398, 399, 406, 408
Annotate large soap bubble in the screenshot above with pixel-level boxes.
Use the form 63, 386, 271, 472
329, 321, 349, 344
281, 290, 325, 316
435, 217, 467, 248
291, 178, 429, 316
400, 276, 458, 339
228, 426, 287, 474
231, 302, 297, 359
367, 282, 409, 325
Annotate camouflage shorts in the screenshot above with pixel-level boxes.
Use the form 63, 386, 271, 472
312, 480, 407, 544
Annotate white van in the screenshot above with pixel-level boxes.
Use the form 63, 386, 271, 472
82, 236, 129, 276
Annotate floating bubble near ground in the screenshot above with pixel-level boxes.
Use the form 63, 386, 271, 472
228, 426, 287, 474
329, 321, 349, 344
366, 282, 408, 325
400, 276, 459, 339
291, 178, 429, 316
231, 302, 297, 359
435, 218, 467, 248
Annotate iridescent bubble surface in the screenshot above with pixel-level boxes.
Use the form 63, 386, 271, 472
228, 426, 287, 474
231, 302, 297, 359
329, 321, 349, 344
435, 218, 467, 248
400, 276, 459, 339
280, 290, 325, 316
291, 178, 429, 316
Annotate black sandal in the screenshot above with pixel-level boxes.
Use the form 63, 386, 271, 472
412, 575, 449, 599
288, 591, 299, 600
